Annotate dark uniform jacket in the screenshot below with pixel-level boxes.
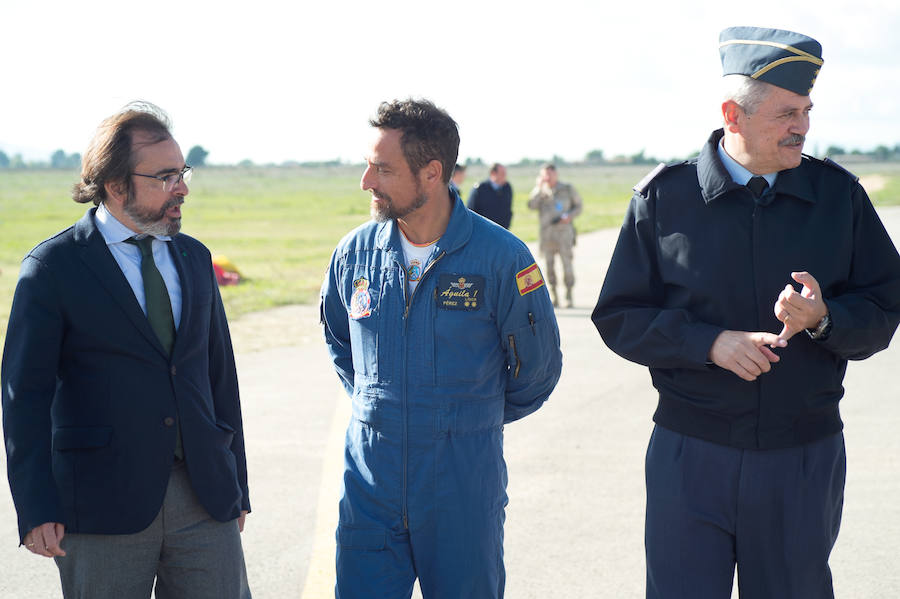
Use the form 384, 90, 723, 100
467, 180, 513, 229
2, 208, 250, 542
593, 129, 900, 449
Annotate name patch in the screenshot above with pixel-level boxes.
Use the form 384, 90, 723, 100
436, 274, 484, 311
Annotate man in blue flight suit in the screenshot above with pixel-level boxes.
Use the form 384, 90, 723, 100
321, 99, 562, 598
592, 27, 900, 599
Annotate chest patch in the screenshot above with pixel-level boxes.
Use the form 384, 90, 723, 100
436, 274, 484, 311
407, 259, 422, 282
349, 277, 372, 319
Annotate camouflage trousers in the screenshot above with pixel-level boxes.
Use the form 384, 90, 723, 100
541, 242, 575, 289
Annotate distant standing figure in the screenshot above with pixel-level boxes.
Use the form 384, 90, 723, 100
528, 163, 582, 307
467, 162, 513, 229
450, 163, 467, 200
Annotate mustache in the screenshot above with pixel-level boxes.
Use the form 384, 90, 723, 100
779, 133, 805, 146
153, 197, 183, 221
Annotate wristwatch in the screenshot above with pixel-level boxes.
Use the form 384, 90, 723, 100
806, 312, 832, 340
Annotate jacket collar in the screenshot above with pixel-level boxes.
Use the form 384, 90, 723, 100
698, 129, 817, 205
373, 186, 473, 256
698, 129, 745, 203
73, 206, 103, 246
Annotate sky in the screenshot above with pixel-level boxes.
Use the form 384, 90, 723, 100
2, 0, 898, 166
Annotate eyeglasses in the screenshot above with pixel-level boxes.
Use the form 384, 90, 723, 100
132, 165, 193, 192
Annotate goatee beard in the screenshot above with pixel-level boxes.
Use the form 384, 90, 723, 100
370, 189, 428, 223
124, 193, 183, 236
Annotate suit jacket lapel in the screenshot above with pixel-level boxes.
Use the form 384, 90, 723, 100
74, 208, 170, 358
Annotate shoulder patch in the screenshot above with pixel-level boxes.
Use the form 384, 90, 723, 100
820, 156, 860, 183
633, 162, 669, 194
516, 262, 545, 296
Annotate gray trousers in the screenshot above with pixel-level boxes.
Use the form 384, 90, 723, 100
54, 461, 251, 599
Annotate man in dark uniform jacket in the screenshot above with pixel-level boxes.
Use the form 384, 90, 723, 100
466, 162, 513, 229
592, 27, 900, 599
2, 102, 251, 598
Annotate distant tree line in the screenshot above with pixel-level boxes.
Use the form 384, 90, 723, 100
4, 143, 900, 170
504, 143, 900, 167
0, 149, 81, 170
824, 144, 900, 162
463, 149, 664, 168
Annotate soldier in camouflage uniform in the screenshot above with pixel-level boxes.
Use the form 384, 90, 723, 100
528, 163, 583, 307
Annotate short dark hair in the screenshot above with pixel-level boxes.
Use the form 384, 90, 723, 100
72, 101, 173, 206
490, 163, 504, 174
369, 99, 459, 185
541, 163, 557, 172
454, 163, 466, 174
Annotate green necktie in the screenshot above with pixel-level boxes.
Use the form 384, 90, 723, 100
125, 237, 176, 355
125, 236, 183, 459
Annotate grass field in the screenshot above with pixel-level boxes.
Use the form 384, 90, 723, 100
2, 162, 899, 343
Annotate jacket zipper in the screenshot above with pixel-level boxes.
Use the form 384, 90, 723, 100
751, 202, 764, 447
400, 251, 445, 530
508, 334, 521, 378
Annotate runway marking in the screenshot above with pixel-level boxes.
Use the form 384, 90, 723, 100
300, 387, 350, 599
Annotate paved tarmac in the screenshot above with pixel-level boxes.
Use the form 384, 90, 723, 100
1, 207, 898, 598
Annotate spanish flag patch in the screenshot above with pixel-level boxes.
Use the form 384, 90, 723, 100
516, 262, 545, 296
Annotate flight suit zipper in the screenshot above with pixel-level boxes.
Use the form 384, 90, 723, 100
399, 250, 445, 530
508, 335, 521, 378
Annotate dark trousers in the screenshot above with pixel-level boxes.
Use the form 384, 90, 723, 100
645, 425, 845, 599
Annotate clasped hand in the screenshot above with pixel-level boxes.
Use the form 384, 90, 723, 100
709, 271, 827, 381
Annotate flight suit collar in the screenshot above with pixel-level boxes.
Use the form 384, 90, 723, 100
373, 189, 473, 257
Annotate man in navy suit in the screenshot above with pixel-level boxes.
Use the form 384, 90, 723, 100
2, 102, 251, 598
466, 163, 513, 229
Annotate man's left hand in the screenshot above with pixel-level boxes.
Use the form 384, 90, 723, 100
238, 510, 249, 533
774, 271, 827, 342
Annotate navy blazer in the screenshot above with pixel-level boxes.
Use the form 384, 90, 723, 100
2, 208, 250, 542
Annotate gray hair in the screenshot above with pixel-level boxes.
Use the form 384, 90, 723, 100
722, 74, 773, 116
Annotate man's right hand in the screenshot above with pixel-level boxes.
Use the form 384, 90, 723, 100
709, 330, 786, 381
23, 522, 66, 558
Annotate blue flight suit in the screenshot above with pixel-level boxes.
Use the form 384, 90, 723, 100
321, 192, 562, 598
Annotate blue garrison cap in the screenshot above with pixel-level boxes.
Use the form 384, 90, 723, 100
719, 26, 823, 96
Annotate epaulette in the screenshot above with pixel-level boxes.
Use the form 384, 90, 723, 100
633, 163, 667, 194
811, 155, 860, 183
633, 161, 689, 194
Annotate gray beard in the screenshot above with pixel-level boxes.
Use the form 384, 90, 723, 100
123, 192, 182, 236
